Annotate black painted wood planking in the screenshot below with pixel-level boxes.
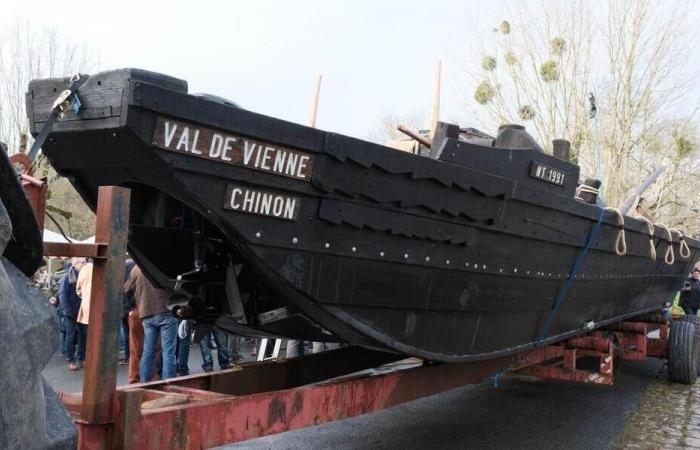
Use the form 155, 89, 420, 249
26, 68, 700, 363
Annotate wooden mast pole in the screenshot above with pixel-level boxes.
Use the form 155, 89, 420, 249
430, 61, 441, 137
308, 74, 323, 128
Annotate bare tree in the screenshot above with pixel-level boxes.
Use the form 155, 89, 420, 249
0, 19, 99, 154
0, 19, 100, 240
461, 0, 699, 232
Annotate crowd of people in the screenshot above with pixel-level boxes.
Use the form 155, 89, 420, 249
40, 256, 247, 382
37, 255, 337, 383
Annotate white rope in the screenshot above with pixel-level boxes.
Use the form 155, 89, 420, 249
575, 184, 600, 202
670, 228, 692, 259
577, 185, 600, 194
655, 223, 674, 265
604, 207, 627, 256
638, 217, 656, 261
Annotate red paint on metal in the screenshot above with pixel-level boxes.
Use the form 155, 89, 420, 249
43, 242, 109, 258
10, 153, 47, 229
58, 315, 674, 449
81, 187, 130, 424
519, 333, 616, 385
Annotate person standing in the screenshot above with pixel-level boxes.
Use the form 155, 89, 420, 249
199, 329, 230, 372
58, 258, 88, 370
124, 265, 177, 381
50, 260, 71, 359
120, 258, 136, 365
176, 319, 193, 376
227, 334, 242, 365
680, 267, 700, 316
76, 261, 93, 326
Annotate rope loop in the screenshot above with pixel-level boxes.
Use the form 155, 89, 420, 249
670, 228, 692, 259
655, 223, 674, 265
605, 207, 627, 256
638, 217, 656, 261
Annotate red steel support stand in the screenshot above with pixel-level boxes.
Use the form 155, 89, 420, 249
44, 186, 130, 450
80, 186, 130, 449
10, 153, 47, 229
518, 318, 669, 385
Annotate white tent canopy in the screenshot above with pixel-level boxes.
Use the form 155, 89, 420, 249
42, 229, 95, 244
42, 229, 74, 243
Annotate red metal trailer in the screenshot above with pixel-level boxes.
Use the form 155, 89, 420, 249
42, 186, 691, 450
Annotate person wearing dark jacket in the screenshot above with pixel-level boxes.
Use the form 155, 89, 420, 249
50, 260, 71, 359
58, 257, 88, 370
124, 265, 177, 381
120, 258, 136, 364
680, 267, 700, 316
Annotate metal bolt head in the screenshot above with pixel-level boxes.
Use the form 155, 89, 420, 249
404, 253, 409, 259
425, 256, 430, 262
325, 243, 330, 248
380, 251, 385, 257
255, 232, 261, 238
292, 237, 298, 244
352, 247, 357, 252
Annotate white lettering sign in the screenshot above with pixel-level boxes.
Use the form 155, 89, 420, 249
153, 117, 315, 181
224, 184, 300, 221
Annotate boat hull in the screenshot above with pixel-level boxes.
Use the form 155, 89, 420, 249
27, 69, 698, 362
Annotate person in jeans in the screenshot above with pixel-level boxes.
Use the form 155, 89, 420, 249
58, 257, 88, 370
199, 328, 230, 372
50, 260, 71, 359
227, 334, 242, 365
124, 265, 177, 381
120, 258, 136, 364
176, 319, 193, 376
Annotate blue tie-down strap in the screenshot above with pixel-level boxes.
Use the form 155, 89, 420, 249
536, 207, 606, 346
491, 370, 505, 388
71, 93, 82, 115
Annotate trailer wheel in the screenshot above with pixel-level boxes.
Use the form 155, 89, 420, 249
668, 320, 700, 384
680, 314, 699, 327
678, 315, 700, 375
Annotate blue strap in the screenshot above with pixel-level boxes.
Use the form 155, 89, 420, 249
536, 207, 606, 346
71, 93, 82, 115
491, 370, 505, 388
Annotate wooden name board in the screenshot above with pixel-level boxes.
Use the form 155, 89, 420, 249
152, 117, 314, 181
224, 184, 300, 221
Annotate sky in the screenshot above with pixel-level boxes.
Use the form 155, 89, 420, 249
2, 0, 699, 142
1, 0, 513, 140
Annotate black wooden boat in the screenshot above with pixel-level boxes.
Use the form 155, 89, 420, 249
27, 69, 699, 363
